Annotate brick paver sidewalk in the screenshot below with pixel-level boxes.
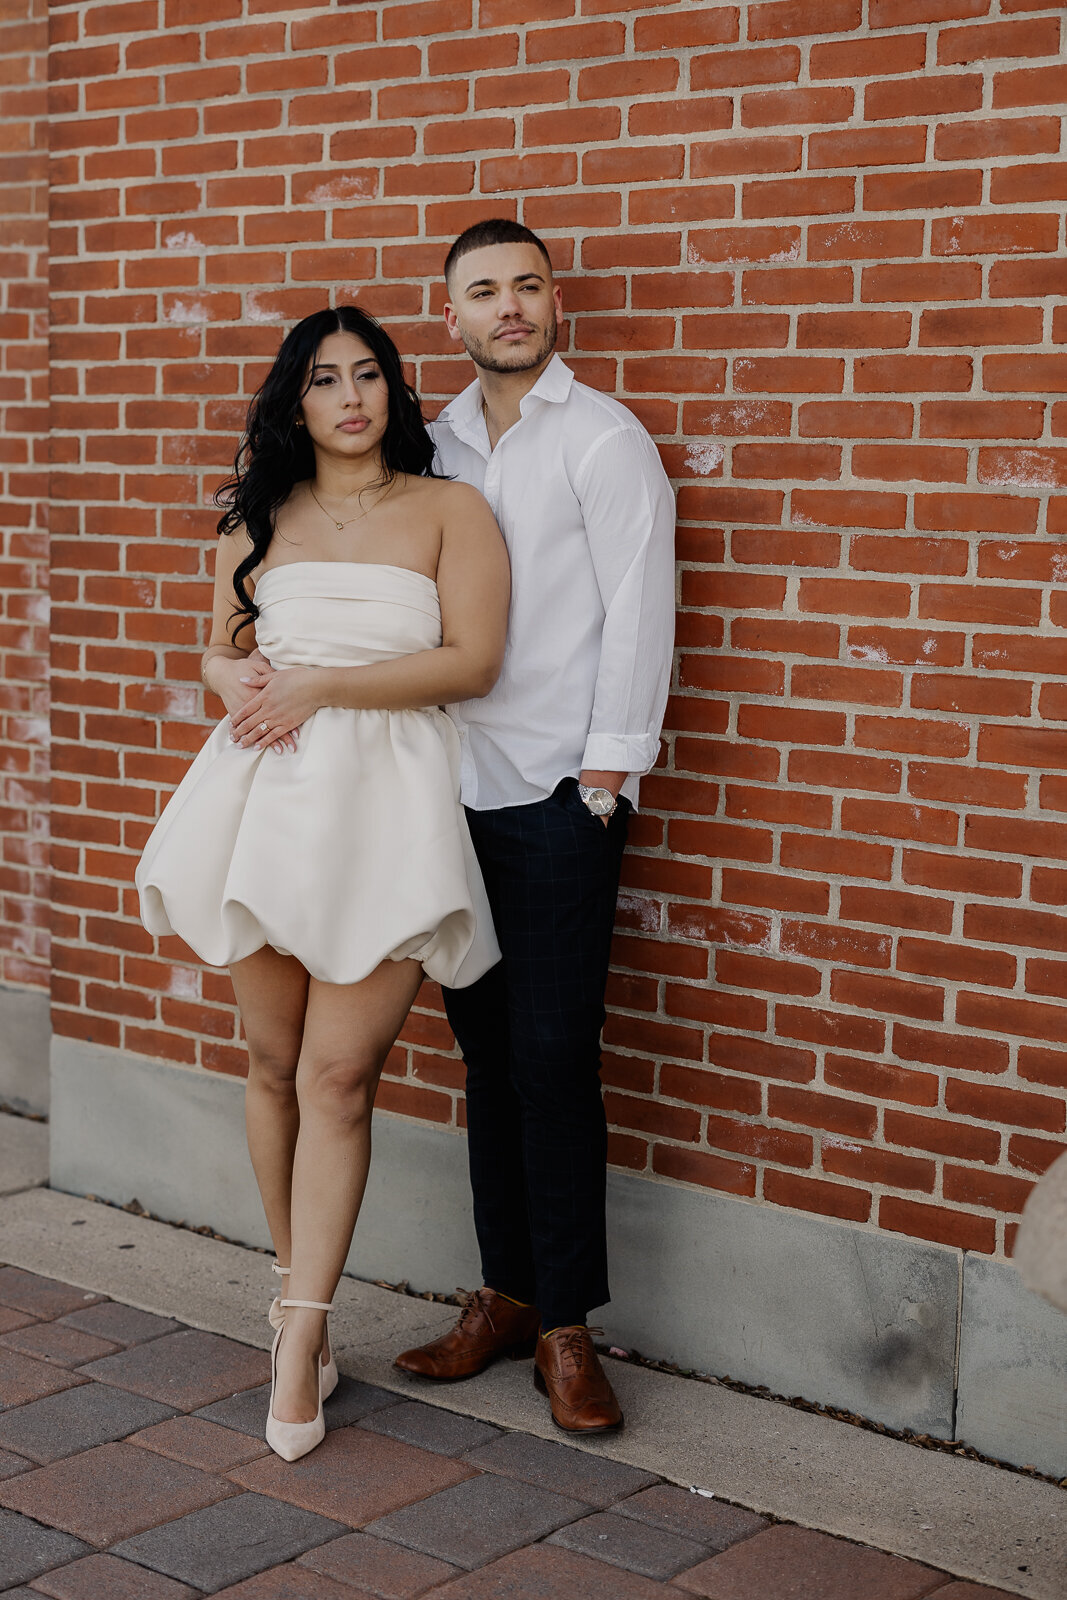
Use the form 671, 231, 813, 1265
0, 1263, 1020, 1599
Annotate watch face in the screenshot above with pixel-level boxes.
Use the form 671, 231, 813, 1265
582, 787, 615, 815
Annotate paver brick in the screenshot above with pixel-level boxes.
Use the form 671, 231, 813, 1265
130, 1414, 270, 1472
930, 1588, 1030, 1599
615, 1485, 768, 1550
111, 1490, 349, 1591
0, 1507, 89, 1590
0, 1320, 119, 1368
0, 1307, 36, 1334
362, 1398, 501, 1457
212, 1563, 363, 1598
28, 1551, 200, 1599
549, 1508, 707, 1579
432, 1542, 673, 1598
197, 1375, 397, 1436
298, 1527, 461, 1595
59, 1302, 181, 1347
0, 1270, 102, 1321
366, 1472, 588, 1571
231, 1425, 475, 1529
78, 1328, 270, 1410
0, 1380, 175, 1464
0, 1446, 30, 1479
0, 1439, 238, 1547
674, 1525, 947, 1599
465, 1430, 656, 1508
0, 1348, 85, 1408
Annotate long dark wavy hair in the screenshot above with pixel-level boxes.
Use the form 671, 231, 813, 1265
215, 305, 442, 641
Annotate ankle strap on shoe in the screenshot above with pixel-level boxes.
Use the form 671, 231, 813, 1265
280, 1298, 334, 1312
271, 1262, 290, 1278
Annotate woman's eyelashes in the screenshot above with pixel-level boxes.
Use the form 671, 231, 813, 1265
311, 369, 383, 387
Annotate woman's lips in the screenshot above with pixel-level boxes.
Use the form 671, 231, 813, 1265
337, 419, 369, 431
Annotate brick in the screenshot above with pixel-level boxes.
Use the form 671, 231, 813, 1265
465, 1432, 653, 1508
26, 1551, 199, 1600
422, 1544, 674, 1598
939, 16, 1062, 64
932, 212, 1059, 255
0, 1442, 236, 1549
232, 1425, 474, 1528
763, 1170, 871, 1222
0, 1382, 176, 1466
653, 1145, 758, 1197
365, 1472, 590, 1570
111, 1494, 348, 1593
0, 1510, 90, 1591
79, 1330, 268, 1411
0, 1270, 103, 1320
692, 45, 801, 90
549, 1510, 706, 1580
936, 114, 1060, 160
879, 1197, 995, 1254
298, 1529, 461, 1594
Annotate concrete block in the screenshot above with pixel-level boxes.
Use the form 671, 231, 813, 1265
50, 1033, 1067, 1468
604, 1170, 959, 1437
0, 986, 50, 1116
49, 1042, 268, 1252
956, 1254, 1067, 1479
48, 1038, 483, 1289
0, 1113, 48, 1197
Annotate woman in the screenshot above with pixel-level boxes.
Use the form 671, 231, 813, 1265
136, 306, 509, 1462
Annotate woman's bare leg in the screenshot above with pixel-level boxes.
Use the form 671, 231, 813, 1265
273, 956, 424, 1424
229, 946, 308, 1270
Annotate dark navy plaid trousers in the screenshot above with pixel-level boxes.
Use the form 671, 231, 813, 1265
443, 776, 629, 1331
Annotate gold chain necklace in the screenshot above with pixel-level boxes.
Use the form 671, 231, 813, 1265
308, 481, 375, 532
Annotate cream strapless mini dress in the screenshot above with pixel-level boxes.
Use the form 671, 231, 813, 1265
135, 561, 500, 989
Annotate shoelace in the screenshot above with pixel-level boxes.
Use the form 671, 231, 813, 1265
553, 1325, 605, 1377
456, 1287, 495, 1335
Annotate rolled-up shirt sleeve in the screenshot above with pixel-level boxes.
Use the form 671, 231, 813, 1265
574, 425, 676, 778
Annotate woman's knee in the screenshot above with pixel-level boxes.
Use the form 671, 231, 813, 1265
298, 1053, 381, 1124
247, 1040, 300, 1096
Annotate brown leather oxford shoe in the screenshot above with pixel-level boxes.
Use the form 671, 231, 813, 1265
393, 1287, 540, 1382
534, 1325, 623, 1433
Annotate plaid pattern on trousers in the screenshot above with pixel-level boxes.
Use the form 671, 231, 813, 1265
443, 777, 629, 1330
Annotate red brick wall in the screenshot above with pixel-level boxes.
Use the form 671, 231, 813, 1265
0, 0, 49, 992
26, 0, 1067, 1257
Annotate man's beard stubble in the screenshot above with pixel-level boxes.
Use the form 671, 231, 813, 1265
457, 317, 558, 375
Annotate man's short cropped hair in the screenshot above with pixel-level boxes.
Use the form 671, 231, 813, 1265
444, 218, 553, 291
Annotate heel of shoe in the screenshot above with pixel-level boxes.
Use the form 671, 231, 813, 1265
264, 1322, 326, 1463
508, 1334, 539, 1361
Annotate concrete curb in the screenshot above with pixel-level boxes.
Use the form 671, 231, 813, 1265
0, 1172, 1062, 1598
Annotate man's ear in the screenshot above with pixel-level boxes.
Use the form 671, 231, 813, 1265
553, 284, 564, 327
443, 300, 464, 344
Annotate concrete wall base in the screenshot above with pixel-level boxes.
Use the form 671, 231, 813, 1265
49, 1037, 1067, 1477
0, 983, 51, 1115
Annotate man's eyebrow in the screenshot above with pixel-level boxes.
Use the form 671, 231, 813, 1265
464, 272, 545, 292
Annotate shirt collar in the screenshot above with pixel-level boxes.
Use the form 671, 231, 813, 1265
438, 354, 574, 442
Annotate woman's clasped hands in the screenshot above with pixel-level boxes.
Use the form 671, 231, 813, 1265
228, 649, 327, 752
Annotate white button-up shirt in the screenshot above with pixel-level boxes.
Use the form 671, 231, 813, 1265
432, 354, 676, 811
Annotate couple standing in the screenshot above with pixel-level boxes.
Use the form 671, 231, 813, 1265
137, 218, 676, 1461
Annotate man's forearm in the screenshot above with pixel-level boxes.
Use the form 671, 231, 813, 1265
578, 768, 627, 797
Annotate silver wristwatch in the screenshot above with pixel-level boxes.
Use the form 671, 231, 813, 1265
578, 783, 617, 818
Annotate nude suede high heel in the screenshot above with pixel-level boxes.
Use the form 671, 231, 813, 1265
270, 1263, 338, 1399
265, 1296, 334, 1462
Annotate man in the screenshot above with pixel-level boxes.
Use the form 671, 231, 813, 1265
394, 218, 675, 1433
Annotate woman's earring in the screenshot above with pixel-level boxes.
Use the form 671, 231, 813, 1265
294, 418, 305, 429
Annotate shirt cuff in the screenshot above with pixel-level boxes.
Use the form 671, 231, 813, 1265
581, 732, 661, 775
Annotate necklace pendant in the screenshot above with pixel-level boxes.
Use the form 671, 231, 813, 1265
335, 521, 343, 531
